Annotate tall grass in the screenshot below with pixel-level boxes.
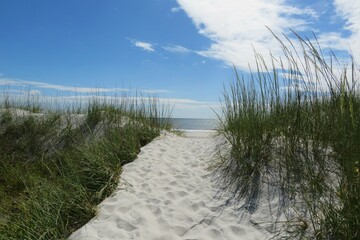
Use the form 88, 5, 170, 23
216, 32, 360, 239
0, 94, 172, 239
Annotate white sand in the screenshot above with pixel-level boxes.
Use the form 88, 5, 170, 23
69, 130, 268, 240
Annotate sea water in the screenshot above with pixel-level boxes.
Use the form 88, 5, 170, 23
171, 118, 216, 130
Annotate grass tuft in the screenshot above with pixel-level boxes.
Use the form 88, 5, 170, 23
0, 94, 172, 239
215, 31, 360, 239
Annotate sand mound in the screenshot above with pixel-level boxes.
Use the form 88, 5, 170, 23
69, 131, 267, 240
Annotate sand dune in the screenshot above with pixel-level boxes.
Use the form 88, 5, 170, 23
69, 131, 268, 240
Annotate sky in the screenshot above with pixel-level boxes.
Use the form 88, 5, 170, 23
0, 0, 359, 118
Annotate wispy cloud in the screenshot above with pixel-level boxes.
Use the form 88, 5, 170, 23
127, 38, 156, 52
175, 0, 327, 69
63, 96, 219, 118
134, 40, 155, 52
2, 93, 218, 118
0, 78, 130, 93
139, 89, 169, 94
0, 78, 169, 94
171, 7, 182, 13
0, 79, 27, 87
163, 45, 192, 54
0, 89, 41, 96
36, 94, 214, 105
0, 76, 217, 118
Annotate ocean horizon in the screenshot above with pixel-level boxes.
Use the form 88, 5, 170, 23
170, 118, 216, 130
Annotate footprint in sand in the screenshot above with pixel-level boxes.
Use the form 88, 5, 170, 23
165, 192, 176, 200
164, 199, 172, 205
115, 218, 136, 231
176, 190, 189, 198
69, 131, 268, 240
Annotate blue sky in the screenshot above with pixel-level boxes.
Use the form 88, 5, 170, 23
0, 0, 359, 118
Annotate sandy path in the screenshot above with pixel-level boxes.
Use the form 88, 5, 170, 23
69, 131, 267, 240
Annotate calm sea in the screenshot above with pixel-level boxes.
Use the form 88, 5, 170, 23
171, 118, 217, 130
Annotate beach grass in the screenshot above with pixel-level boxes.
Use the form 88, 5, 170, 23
216, 31, 360, 239
0, 94, 172, 239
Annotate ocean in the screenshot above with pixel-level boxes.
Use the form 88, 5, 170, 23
171, 118, 217, 130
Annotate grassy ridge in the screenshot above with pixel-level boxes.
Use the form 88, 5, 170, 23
0, 96, 171, 239
216, 32, 360, 239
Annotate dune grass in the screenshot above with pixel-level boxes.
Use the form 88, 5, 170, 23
0, 95, 172, 239
216, 32, 360, 239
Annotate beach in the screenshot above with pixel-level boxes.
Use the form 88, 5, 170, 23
69, 130, 267, 240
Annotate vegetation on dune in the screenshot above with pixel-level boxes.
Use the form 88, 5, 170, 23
216, 31, 360, 239
0, 96, 172, 239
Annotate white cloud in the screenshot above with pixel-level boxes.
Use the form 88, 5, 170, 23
163, 45, 192, 54
316, 32, 348, 50
158, 98, 219, 118
134, 40, 155, 52
333, 0, 360, 59
0, 78, 169, 94
0, 79, 217, 118
0, 78, 130, 93
0, 89, 37, 96
139, 89, 169, 94
175, 0, 321, 70
12, 94, 218, 118
29, 90, 41, 95
171, 7, 182, 13
0, 79, 27, 87
56, 95, 213, 105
